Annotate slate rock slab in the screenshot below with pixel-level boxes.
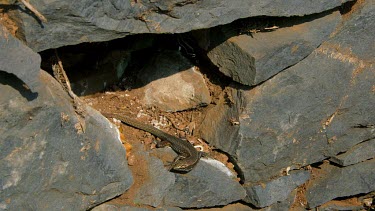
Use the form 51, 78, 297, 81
185, 203, 256, 211
0, 70, 133, 210
164, 158, 246, 208
306, 159, 375, 208
198, 0, 375, 184
318, 202, 364, 211
0, 24, 40, 92
9, 0, 353, 51
121, 146, 245, 208
330, 139, 375, 166
138, 50, 211, 112
207, 11, 341, 85
263, 189, 301, 211
92, 203, 183, 211
132, 149, 176, 207
244, 170, 310, 208
131, 147, 246, 208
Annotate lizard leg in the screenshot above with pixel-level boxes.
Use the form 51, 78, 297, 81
156, 140, 172, 148
166, 155, 186, 171
199, 151, 210, 158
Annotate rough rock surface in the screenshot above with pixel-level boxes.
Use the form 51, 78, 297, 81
306, 159, 375, 208
330, 139, 375, 166
138, 50, 211, 112
0, 25, 40, 92
132, 148, 176, 207
92, 203, 183, 211
318, 202, 364, 211
0, 31, 133, 210
206, 11, 341, 85
199, 0, 375, 185
186, 203, 256, 211
2, 0, 374, 210
262, 189, 300, 211
129, 147, 245, 208
0, 71, 133, 210
244, 170, 310, 208
11, 0, 353, 51
164, 157, 246, 208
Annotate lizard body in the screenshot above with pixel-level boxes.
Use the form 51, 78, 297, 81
103, 113, 200, 172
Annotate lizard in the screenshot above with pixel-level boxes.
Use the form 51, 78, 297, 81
102, 112, 201, 172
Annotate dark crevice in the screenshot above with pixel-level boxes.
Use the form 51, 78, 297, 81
180, 200, 260, 210
339, 0, 358, 15
212, 148, 245, 184
352, 124, 375, 129
39, 32, 236, 96
309, 160, 326, 169
174, 0, 200, 7
328, 160, 346, 168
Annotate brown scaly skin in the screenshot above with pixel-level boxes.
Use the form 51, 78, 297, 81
102, 113, 201, 173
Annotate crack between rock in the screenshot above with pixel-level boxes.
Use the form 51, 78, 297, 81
75, 191, 97, 196
321, 96, 351, 144
213, 148, 245, 184
249, 52, 311, 88
352, 124, 375, 129
345, 136, 375, 151
174, 0, 200, 7
155, 7, 180, 20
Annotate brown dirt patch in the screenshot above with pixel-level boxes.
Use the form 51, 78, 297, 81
319, 198, 363, 209
290, 183, 308, 210
0, 4, 21, 38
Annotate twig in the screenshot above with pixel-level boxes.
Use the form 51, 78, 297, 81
52, 49, 74, 98
52, 50, 87, 133
19, 0, 47, 23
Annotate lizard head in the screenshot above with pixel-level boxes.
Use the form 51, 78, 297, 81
170, 160, 196, 173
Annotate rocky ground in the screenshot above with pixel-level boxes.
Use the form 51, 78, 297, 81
1, 0, 374, 210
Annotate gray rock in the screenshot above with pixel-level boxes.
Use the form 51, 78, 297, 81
322, 0, 375, 155
207, 11, 341, 85
164, 157, 246, 208
330, 139, 375, 166
92, 203, 182, 211
138, 50, 211, 112
198, 88, 242, 157
13, 0, 352, 51
0, 71, 133, 209
127, 147, 245, 208
262, 189, 301, 211
244, 171, 310, 208
186, 203, 256, 211
306, 159, 375, 208
318, 202, 363, 211
198, 0, 375, 184
133, 149, 176, 207
92, 204, 148, 211
0, 24, 40, 92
